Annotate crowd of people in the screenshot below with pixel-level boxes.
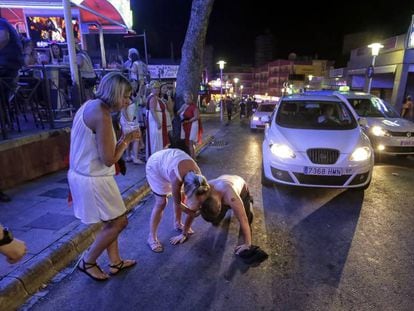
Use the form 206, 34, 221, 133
2, 32, 240, 274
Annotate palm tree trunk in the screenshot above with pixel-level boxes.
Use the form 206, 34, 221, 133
175, 0, 215, 108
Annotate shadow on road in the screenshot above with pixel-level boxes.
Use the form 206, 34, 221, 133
260, 184, 365, 308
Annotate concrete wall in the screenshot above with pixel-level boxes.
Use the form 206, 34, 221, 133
0, 128, 70, 189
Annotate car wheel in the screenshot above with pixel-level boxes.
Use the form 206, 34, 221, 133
261, 163, 273, 187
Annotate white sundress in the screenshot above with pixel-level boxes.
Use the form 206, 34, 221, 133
68, 101, 126, 224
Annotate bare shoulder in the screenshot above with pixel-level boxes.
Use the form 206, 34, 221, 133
178, 159, 200, 178
83, 100, 110, 131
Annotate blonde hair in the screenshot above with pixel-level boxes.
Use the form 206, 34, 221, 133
183, 171, 210, 198
95, 72, 132, 108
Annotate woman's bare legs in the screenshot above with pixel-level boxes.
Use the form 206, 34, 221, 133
148, 195, 167, 244
83, 215, 128, 280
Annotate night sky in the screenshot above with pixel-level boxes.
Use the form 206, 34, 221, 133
132, 0, 413, 66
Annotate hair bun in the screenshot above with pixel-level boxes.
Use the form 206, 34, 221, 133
184, 172, 209, 197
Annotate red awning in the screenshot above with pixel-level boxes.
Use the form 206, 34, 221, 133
80, 0, 123, 27
0, 8, 25, 28
0, 0, 132, 34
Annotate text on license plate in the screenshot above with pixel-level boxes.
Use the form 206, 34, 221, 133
400, 139, 414, 146
304, 167, 351, 176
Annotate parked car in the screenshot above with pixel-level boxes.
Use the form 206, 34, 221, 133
336, 91, 414, 156
250, 102, 277, 130
262, 92, 374, 190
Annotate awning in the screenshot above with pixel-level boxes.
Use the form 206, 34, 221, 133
0, 0, 133, 34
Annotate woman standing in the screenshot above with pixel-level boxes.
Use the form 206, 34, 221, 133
68, 72, 139, 281
146, 80, 171, 160
50, 43, 63, 63
178, 91, 203, 159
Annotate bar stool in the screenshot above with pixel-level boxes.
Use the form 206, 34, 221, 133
15, 75, 45, 129
0, 77, 21, 135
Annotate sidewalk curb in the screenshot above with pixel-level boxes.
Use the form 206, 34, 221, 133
0, 134, 214, 311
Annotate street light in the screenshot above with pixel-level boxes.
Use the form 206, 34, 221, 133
240, 85, 244, 98
366, 42, 384, 94
217, 60, 226, 122
233, 77, 239, 97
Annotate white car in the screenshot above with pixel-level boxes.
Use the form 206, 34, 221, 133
336, 92, 414, 156
262, 93, 374, 190
250, 102, 277, 130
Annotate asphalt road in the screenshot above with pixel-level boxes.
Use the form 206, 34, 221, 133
26, 117, 414, 311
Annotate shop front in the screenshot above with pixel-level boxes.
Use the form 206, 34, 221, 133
0, 0, 133, 113
346, 33, 414, 110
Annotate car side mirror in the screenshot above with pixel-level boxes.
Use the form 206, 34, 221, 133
358, 117, 368, 128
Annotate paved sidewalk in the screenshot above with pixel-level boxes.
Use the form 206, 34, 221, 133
0, 114, 222, 310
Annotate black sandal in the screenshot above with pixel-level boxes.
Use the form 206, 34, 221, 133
108, 260, 136, 275
77, 259, 109, 281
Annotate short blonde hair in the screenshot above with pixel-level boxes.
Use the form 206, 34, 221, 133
95, 72, 132, 108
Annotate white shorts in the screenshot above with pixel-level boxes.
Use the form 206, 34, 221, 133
145, 156, 172, 196
68, 170, 126, 224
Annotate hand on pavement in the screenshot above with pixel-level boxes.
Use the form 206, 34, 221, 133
169, 234, 188, 245
0, 238, 27, 264
234, 243, 251, 255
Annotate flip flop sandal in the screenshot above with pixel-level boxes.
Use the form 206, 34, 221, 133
109, 260, 137, 275
147, 239, 164, 253
77, 259, 109, 282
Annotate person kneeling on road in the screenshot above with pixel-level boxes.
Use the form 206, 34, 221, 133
170, 174, 254, 255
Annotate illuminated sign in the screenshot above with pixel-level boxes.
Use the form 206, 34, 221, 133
107, 0, 133, 29
148, 65, 179, 79
72, 0, 133, 29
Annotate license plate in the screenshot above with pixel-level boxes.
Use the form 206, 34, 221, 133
399, 139, 414, 146
304, 167, 344, 176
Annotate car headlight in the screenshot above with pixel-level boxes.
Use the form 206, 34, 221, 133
371, 126, 389, 137
252, 116, 259, 121
350, 147, 371, 161
270, 144, 296, 159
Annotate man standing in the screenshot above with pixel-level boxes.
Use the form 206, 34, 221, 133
401, 95, 414, 121
0, 18, 23, 190
0, 17, 24, 141
225, 96, 233, 124
0, 17, 23, 81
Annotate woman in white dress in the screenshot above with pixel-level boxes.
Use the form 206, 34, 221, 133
145, 80, 172, 160
145, 148, 209, 252
68, 72, 140, 281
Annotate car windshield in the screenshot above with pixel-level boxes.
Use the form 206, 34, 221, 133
275, 100, 357, 130
258, 104, 276, 112
347, 97, 400, 118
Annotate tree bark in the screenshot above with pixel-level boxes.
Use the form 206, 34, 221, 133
175, 0, 215, 110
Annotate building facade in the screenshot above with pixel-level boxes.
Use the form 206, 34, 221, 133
252, 59, 333, 97
344, 33, 414, 109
